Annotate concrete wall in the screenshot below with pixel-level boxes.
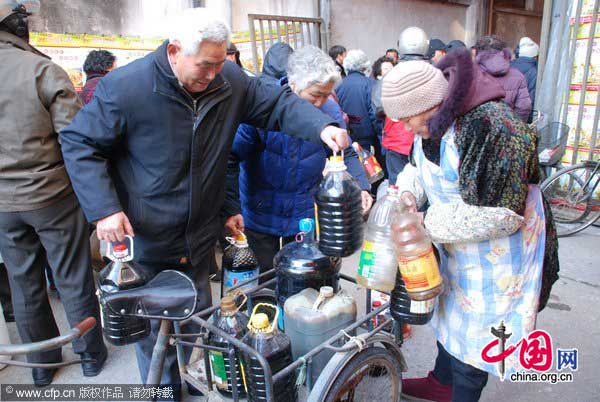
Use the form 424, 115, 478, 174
28, 0, 194, 37
329, 0, 470, 61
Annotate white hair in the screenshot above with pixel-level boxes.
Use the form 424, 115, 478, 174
286, 45, 341, 92
167, 15, 230, 55
343, 49, 371, 75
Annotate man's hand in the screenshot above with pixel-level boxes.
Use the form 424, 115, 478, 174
400, 191, 418, 213
361, 191, 373, 215
320, 125, 350, 152
96, 212, 134, 242
224, 214, 245, 235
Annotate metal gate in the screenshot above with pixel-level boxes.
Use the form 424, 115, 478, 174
538, 0, 599, 164
247, 14, 324, 74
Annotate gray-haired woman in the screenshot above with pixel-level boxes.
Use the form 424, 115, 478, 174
225, 45, 372, 278
335, 49, 382, 169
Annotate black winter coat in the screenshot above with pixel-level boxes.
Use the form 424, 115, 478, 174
511, 56, 537, 108
60, 41, 336, 266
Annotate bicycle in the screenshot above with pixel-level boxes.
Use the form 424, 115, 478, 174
0, 317, 98, 370
536, 121, 570, 182
98, 269, 408, 402
541, 159, 600, 237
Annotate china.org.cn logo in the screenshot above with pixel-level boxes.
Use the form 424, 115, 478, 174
481, 321, 577, 383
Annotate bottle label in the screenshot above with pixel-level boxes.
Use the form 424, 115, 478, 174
209, 351, 227, 388
409, 298, 435, 314
363, 156, 382, 178
358, 241, 376, 278
398, 247, 442, 292
223, 268, 260, 293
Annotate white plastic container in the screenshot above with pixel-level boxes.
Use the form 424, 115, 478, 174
284, 286, 356, 385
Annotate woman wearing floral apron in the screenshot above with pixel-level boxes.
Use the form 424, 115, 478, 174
380, 49, 559, 402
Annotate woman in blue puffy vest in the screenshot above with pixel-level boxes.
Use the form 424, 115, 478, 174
226, 45, 372, 275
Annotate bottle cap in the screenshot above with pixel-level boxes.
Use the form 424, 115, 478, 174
372, 300, 382, 307
251, 313, 270, 330
320, 286, 334, 298
299, 218, 314, 233
220, 296, 236, 312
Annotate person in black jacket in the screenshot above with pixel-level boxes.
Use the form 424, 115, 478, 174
329, 44, 347, 77
60, 16, 349, 400
511, 36, 538, 122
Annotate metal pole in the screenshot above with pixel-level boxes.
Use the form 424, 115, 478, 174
571, 0, 599, 164
536, 0, 554, 105
588, 87, 600, 161
172, 322, 187, 387
146, 320, 171, 387
268, 19, 274, 47
560, 0, 584, 128
249, 15, 260, 74
259, 19, 267, 61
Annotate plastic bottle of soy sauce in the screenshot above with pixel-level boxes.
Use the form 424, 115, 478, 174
240, 304, 297, 402
274, 218, 341, 317
316, 154, 364, 257
207, 296, 249, 398
97, 236, 150, 346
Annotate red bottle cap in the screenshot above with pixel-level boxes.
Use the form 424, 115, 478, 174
372, 300, 382, 307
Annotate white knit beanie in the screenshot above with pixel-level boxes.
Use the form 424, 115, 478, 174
381, 61, 448, 120
519, 37, 539, 58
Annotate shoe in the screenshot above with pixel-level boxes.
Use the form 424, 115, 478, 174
32, 367, 58, 387
80, 345, 107, 377
402, 371, 452, 402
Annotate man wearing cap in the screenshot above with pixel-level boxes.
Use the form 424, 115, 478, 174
512, 37, 539, 121
0, 0, 106, 386
381, 49, 558, 402
427, 38, 447, 64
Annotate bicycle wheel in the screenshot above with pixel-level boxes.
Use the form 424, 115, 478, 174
541, 162, 600, 237
309, 346, 403, 402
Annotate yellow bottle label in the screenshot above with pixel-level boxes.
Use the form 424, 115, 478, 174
398, 247, 442, 292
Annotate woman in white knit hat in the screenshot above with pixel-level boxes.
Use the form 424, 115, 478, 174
382, 48, 558, 402
512, 37, 539, 122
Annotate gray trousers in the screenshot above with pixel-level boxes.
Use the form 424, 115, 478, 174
133, 256, 213, 401
0, 193, 104, 363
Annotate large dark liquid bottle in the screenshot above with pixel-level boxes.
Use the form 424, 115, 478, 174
316, 155, 364, 257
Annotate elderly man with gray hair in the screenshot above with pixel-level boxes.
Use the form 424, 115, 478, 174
60, 15, 349, 398
336, 49, 382, 169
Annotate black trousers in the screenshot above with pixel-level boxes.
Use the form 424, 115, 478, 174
0, 193, 104, 363
244, 228, 295, 282
433, 341, 489, 402
133, 255, 213, 401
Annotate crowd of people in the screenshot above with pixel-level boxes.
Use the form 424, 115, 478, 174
0, 1, 557, 401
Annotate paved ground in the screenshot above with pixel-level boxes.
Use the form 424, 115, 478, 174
1, 227, 599, 401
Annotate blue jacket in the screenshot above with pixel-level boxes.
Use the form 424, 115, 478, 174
231, 97, 369, 237
335, 71, 379, 148
60, 41, 337, 265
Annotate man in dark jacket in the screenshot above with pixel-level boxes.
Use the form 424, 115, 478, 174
79, 49, 116, 104
60, 17, 348, 398
0, 0, 106, 386
511, 36, 538, 122
336, 49, 379, 153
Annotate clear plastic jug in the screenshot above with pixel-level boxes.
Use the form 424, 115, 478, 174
357, 185, 404, 292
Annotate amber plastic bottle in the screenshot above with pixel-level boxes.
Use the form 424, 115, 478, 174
392, 212, 442, 301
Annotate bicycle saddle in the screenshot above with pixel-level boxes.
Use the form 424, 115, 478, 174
101, 270, 197, 320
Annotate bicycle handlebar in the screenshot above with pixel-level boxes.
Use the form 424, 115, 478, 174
0, 317, 97, 357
